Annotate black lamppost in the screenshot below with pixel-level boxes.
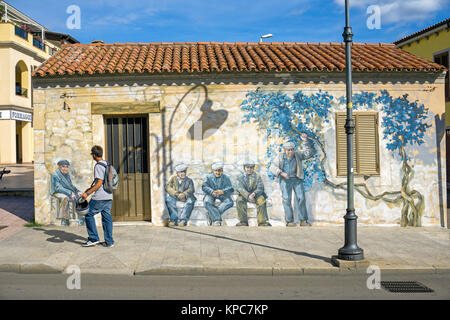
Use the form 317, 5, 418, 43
338, 0, 364, 261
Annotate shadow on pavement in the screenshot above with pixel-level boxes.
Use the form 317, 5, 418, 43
32, 227, 86, 245
0, 196, 34, 222
170, 227, 332, 264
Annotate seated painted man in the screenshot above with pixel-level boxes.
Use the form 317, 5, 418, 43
165, 163, 197, 227
235, 160, 271, 227
202, 162, 234, 226
50, 159, 82, 221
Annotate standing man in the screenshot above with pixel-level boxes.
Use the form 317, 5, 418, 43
270, 134, 315, 227
165, 163, 197, 227
235, 160, 271, 227
202, 162, 234, 226
81, 145, 114, 247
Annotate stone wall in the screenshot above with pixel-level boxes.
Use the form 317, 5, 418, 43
33, 73, 447, 227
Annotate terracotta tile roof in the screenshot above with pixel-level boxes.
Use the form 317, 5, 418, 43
33, 42, 445, 77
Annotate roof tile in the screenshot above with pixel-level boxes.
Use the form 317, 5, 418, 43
33, 42, 446, 77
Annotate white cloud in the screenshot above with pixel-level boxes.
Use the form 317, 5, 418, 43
334, 0, 448, 24
88, 2, 159, 27
288, 8, 308, 16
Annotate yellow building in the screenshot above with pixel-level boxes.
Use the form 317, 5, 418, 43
395, 18, 449, 123
0, 1, 77, 164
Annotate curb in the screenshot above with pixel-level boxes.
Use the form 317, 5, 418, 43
63, 268, 135, 276
133, 266, 450, 276
0, 263, 62, 274
134, 265, 274, 276
1, 266, 449, 276
0, 189, 34, 197
20, 263, 62, 274
0, 264, 20, 273
134, 265, 346, 276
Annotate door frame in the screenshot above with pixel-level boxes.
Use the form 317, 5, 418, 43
103, 114, 152, 222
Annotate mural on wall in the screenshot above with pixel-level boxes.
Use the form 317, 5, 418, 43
240, 89, 432, 227
50, 159, 86, 226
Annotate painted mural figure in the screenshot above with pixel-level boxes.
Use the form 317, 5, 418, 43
235, 160, 272, 227
269, 135, 316, 226
51, 159, 82, 221
165, 163, 197, 227
202, 162, 234, 226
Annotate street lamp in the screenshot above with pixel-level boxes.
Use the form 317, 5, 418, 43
338, 0, 364, 261
259, 34, 273, 43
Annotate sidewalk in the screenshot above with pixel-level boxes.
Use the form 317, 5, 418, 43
0, 225, 449, 276
0, 165, 35, 240
0, 196, 34, 241
0, 164, 34, 192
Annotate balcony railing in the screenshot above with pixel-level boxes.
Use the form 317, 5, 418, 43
14, 25, 28, 40
33, 37, 45, 51
16, 87, 28, 98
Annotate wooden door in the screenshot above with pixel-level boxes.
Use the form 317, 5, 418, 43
105, 115, 151, 221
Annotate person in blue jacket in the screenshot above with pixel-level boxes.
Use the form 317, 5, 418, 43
51, 159, 81, 221
202, 162, 234, 226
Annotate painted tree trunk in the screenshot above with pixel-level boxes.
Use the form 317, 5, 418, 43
301, 132, 424, 227
399, 143, 424, 227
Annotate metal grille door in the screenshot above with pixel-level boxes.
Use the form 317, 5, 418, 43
105, 116, 151, 221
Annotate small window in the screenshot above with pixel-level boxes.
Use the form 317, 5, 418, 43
15, 60, 28, 98
336, 112, 380, 176
434, 51, 449, 102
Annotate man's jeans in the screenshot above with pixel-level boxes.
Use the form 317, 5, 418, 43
236, 195, 269, 224
204, 195, 233, 222
280, 177, 308, 223
85, 200, 114, 245
165, 195, 196, 223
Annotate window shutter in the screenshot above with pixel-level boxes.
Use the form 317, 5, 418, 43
336, 113, 356, 176
356, 113, 379, 175
336, 112, 379, 176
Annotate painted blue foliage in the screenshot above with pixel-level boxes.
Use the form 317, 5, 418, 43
340, 92, 378, 110
240, 89, 430, 190
375, 90, 430, 159
241, 89, 334, 190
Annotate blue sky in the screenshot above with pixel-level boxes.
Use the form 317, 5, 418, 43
6, 0, 450, 44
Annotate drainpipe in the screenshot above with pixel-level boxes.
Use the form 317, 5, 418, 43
4, 2, 8, 23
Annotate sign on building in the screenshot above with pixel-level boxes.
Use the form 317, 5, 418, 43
0, 110, 32, 122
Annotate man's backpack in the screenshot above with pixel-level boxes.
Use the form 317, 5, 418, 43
95, 161, 119, 194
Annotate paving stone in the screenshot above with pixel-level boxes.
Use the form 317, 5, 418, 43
0, 225, 449, 275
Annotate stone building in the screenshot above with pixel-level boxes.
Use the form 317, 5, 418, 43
32, 42, 448, 228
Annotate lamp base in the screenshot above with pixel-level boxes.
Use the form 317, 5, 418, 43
331, 255, 370, 271
338, 247, 364, 261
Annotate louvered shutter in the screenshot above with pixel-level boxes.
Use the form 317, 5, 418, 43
336, 112, 379, 176
356, 113, 379, 175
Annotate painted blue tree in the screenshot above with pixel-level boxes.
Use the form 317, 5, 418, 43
375, 90, 430, 226
241, 89, 333, 191
241, 88, 431, 227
